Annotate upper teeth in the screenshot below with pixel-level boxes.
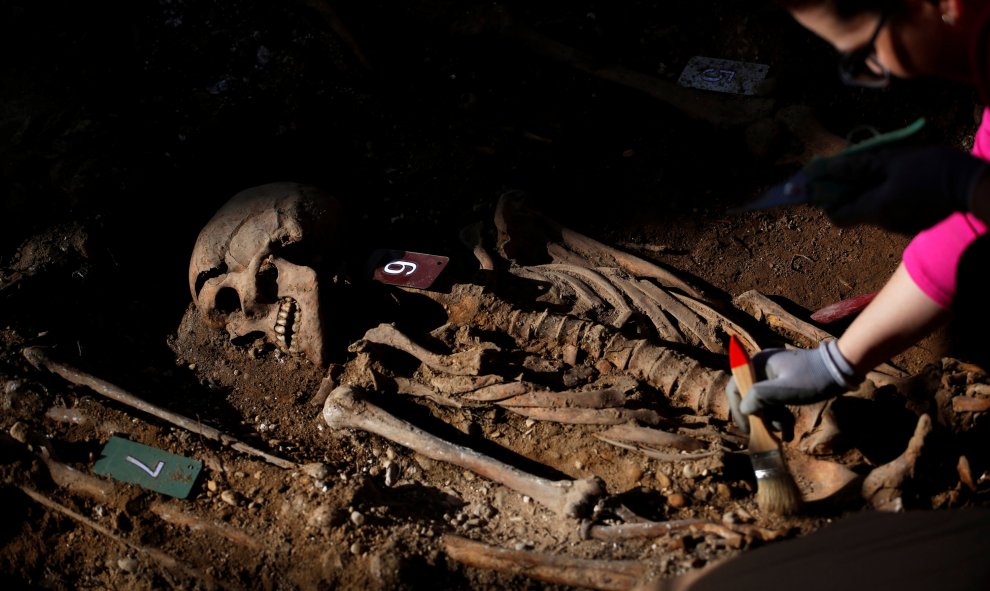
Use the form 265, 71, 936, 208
275, 298, 297, 351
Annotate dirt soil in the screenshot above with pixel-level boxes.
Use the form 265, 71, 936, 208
4, 1, 990, 590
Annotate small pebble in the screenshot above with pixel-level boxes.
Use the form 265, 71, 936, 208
307, 505, 335, 529
623, 462, 644, 483
9, 422, 27, 443
350, 511, 365, 526
667, 493, 688, 508
301, 462, 329, 480
220, 490, 240, 506
117, 557, 139, 573
384, 462, 400, 487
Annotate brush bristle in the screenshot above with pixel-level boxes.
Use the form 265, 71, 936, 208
754, 467, 803, 516
749, 423, 803, 516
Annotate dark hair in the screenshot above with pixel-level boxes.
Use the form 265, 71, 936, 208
774, 0, 893, 19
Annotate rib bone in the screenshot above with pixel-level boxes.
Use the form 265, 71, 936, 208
733, 290, 907, 382
322, 385, 604, 517
537, 263, 634, 328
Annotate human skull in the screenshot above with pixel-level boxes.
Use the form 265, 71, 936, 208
188, 182, 342, 366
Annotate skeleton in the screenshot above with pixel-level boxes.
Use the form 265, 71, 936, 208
6, 173, 954, 590
184, 183, 927, 513
188, 182, 343, 366
169, 180, 956, 591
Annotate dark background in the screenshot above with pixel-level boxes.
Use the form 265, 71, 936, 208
1, 2, 986, 589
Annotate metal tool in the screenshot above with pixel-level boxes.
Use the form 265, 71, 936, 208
731, 117, 927, 213
731, 170, 811, 212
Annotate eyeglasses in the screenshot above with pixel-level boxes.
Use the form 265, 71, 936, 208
838, 11, 890, 88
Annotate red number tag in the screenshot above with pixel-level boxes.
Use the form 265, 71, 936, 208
367, 249, 449, 289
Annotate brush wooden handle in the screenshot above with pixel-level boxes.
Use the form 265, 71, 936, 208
727, 336, 778, 442
731, 356, 757, 399
727, 335, 801, 514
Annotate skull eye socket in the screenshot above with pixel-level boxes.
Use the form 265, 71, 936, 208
214, 286, 242, 315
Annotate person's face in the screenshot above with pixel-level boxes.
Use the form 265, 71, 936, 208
790, 0, 968, 84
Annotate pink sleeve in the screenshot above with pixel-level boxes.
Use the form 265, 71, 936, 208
972, 107, 990, 160
901, 108, 990, 309
902, 213, 986, 308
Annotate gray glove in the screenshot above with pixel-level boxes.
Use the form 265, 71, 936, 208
725, 340, 861, 437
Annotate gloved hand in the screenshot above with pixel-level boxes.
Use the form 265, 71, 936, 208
725, 340, 861, 438
805, 144, 989, 234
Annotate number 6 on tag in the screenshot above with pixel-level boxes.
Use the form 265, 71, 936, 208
367, 249, 449, 289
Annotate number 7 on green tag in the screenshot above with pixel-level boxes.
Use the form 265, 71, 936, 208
93, 436, 202, 499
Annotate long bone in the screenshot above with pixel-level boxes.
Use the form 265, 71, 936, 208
20, 485, 223, 590
581, 517, 786, 546
322, 385, 605, 518
351, 323, 495, 376
443, 533, 651, 591
23, 346, 298, 469
861, 413, 932, 512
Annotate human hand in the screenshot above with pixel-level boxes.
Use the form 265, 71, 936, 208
725, 341, 860, 437
805, 144, 989, 234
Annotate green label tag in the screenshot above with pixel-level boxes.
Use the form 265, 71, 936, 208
93, 436, 202, 499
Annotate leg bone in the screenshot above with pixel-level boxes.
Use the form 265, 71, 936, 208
861, 413, 932, 512
322, 385, 604, 518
